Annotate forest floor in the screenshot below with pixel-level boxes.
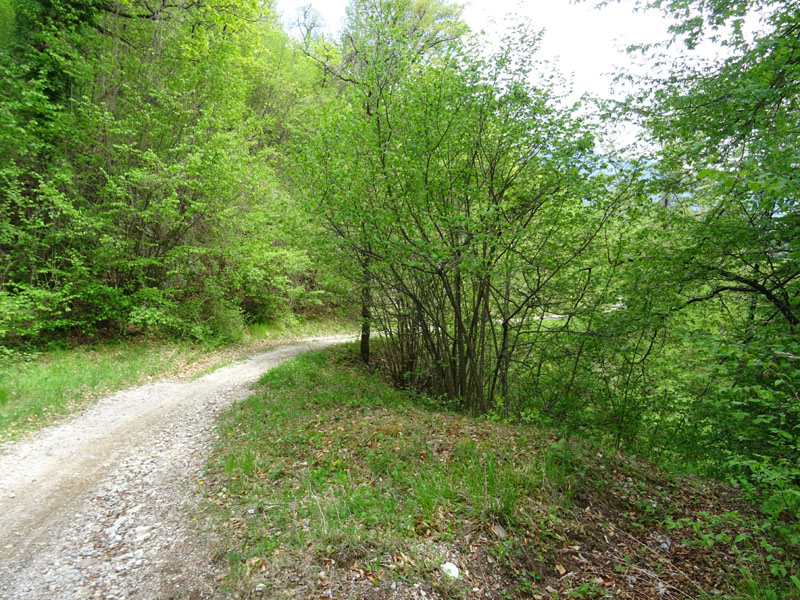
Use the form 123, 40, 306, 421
0, 335, 355, 600
204, 346, 799, 600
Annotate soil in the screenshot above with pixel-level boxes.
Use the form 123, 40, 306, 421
0, 335, 354, 600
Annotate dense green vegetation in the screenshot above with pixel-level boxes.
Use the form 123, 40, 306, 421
206, 346, 799, 598
0, 0, 337, 348
1, 0, 798, 594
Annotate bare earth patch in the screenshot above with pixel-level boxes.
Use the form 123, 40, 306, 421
0, 335, 354, 600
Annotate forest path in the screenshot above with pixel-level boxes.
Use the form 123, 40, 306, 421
0, 335, 354, 600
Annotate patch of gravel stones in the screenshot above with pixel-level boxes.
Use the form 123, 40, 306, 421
0, 335, 353, 600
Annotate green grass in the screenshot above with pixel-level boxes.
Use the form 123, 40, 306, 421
0, 316, 353, 440
242, 314, 353, 342
205, 347, 553, 597
203, 345, 800, 600
0, 340, 198, 437
201, 347, 589, 597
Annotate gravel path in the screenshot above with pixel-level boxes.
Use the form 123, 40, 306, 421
0, 335, 354, 600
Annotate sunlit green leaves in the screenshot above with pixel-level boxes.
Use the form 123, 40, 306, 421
0, 0, 328, 345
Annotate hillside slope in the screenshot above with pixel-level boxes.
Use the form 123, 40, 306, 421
204, 346, 799, 599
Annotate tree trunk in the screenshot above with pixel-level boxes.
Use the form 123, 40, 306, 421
360, 262, 371, 364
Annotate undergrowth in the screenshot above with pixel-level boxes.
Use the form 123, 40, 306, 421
203, 345, 799, 600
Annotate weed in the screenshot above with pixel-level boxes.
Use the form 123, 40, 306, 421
0, 317, 351, 439
568, 582, 613, 598
202, 345, 800, 600
455, 440, 521, 526
541, 438, 587, 503
432, 573, 469, 599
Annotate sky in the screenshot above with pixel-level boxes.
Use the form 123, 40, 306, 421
273, 0, 674, 103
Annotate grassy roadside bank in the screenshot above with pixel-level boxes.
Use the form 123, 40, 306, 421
0, 317, 352, 440
202, 345, 799, 600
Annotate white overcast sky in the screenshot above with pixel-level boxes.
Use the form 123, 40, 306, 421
273, 0, 675, 102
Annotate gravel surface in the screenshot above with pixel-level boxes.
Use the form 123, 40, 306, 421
0, 335, 354, 600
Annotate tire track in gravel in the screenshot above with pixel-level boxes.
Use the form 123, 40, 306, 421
0, 335, 354, 600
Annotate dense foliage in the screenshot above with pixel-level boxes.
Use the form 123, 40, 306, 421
292, 3, 800, 588
0, 0, 332, 347
603, 0, 800, 520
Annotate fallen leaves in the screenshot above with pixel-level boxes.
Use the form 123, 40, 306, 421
202, 349, 791, 600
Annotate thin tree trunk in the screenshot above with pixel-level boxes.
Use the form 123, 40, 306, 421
360, 262, 371, 364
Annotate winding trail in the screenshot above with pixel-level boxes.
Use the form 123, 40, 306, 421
0, 335, 354, 600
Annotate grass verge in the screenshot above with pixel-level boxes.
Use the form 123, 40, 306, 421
202, 345, 799, 600
0, 316, 352, 440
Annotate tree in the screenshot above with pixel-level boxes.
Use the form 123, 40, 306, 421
298, 16, 623, 412
602, 0, 800, 494
1, 0, 327, 347
296, 0, 465, 363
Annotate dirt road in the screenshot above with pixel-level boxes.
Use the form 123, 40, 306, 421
0, 335, 353, 599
